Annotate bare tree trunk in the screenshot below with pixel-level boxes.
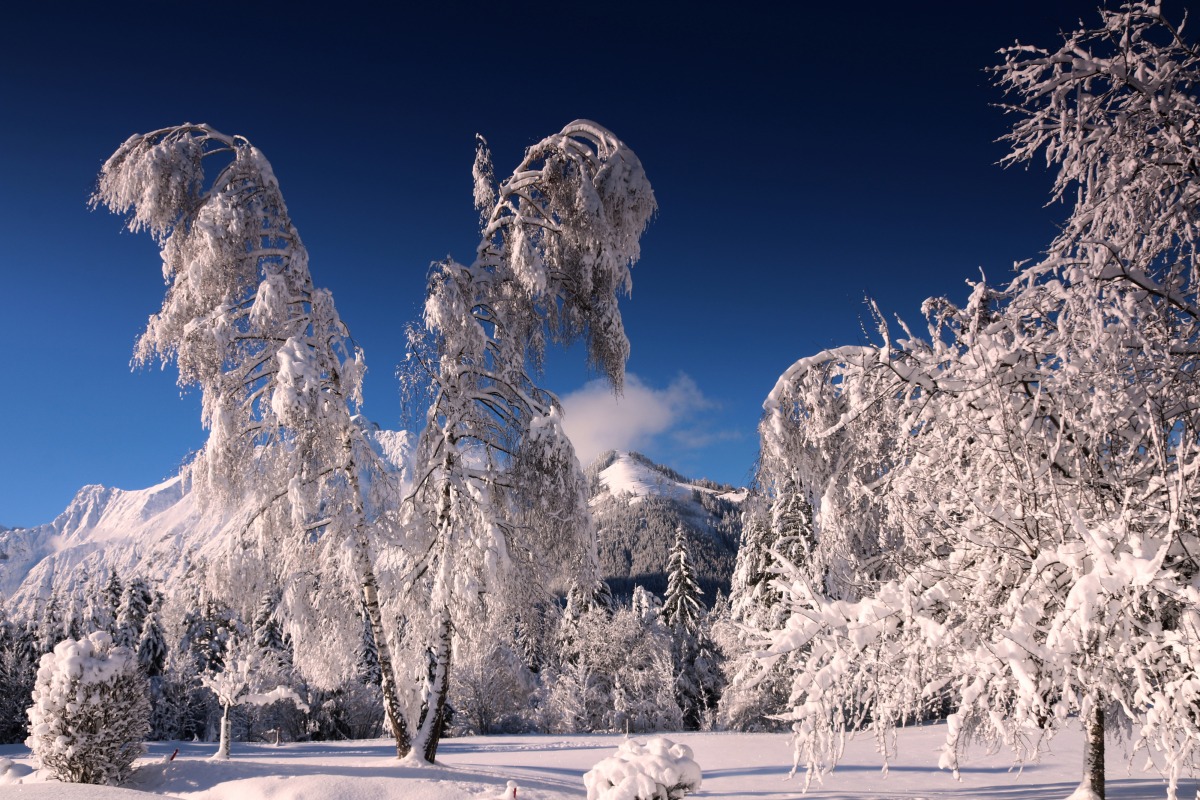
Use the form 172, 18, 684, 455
361, 567, 412, 758
216, 701, 232, 760
1081, 699, 1105, 799
345, 430, 412, 758
417, 603, 453, 763
411, 450, 456, 763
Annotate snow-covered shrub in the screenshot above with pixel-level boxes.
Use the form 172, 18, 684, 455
583, 737, 702, 800
25, 631, 149, 784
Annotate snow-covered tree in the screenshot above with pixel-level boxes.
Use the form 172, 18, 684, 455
755, 5, 1200, 798
400, 120, 655, 761
544, 602, 682, 735
201, 633, 308, 759
93, 123, 410, 754
0, 607, 35, 744
26, 631, 149, 784
717, 488, 812, 731
251, 590, 290, 665
451, 616, 535, 735
115, 577, 153, 649
631, 585, 663, 626
660, 529, 720, 729
662, 528, 702, 633
137, 605, 168, 679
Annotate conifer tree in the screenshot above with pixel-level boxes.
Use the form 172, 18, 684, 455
252, 591, 289, 663
662, 528, 702, 633
101, 573, 123, 625
137, 608, 168, 679
115, 578, 153, 649
356, 603, 381, 686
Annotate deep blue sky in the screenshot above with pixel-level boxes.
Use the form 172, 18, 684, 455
0, 1, 1124, 527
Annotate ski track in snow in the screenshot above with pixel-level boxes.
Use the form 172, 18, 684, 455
1, 723, 1196, 799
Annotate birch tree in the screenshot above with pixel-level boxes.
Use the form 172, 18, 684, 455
400, 120, 655, 761
756, 4, 1200, 799
92, 124, 411, 754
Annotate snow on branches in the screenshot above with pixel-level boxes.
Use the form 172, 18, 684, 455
26, 632, 149, 784
753, 5, 1200, 798
400, 121, 655, 761
94, 124, 409, 752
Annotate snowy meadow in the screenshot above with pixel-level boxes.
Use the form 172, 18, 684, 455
2, 726, 1196, 799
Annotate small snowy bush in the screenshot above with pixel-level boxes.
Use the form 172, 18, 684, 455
26, 631, 150, 784
583, 736, 702, 800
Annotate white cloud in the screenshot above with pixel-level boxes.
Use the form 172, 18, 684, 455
559, 374, 713, 466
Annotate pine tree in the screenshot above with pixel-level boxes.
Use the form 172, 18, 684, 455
662, 528, 701, 633
115, 577, 153, 649
0, 604, 36, 744
137, 608, 168, 679
101, 572, 123, 629
660, 528, 718, 730
252, 591, 289, 665
717, 489, 812, 731
356, 602, 381, 686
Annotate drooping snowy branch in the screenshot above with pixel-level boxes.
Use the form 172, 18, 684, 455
399, 120, 655, 762
94, 123, 411, 755
750, 6, 1200, 798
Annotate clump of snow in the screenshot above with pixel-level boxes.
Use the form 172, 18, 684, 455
583, 736, 702, 800
26, 630, 149, 784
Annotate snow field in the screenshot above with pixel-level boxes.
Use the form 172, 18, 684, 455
1, 722, 1196, 799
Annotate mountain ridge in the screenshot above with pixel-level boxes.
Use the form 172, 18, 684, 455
0, 446, 744, 612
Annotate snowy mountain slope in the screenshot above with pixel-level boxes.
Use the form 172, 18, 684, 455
1, 445, 735, 614
586, 451, 743, 604
591, 450, 746, 506
0, 476, 225, 611
0, 427, 413, 611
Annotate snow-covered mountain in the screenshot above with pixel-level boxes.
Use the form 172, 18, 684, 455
0, 476, 215, 610
586, 451, 744, 604
0, 427, 413, 613
0, 445, 743, 614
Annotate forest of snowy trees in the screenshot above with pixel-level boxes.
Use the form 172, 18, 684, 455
3, 4, 1200, 799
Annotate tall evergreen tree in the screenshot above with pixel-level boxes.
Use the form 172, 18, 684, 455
662, 527, 702, 633
252, 590, 289, 664
115, 577, 153, 649
137, 607, 168, 679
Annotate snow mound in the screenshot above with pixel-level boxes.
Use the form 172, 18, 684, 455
583, 736, 702, 800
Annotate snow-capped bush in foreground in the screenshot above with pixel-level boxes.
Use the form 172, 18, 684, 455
26, 631, 149, 784
583, 736, 701, 800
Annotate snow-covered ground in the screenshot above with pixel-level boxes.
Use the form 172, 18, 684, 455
1, 722, 1194, 799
